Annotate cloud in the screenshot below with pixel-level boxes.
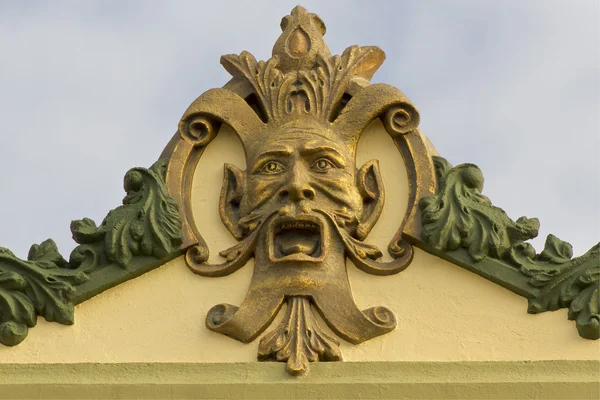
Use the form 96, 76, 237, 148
0, 0, 597, 257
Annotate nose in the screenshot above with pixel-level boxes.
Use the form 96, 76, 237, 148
278, 167, 315, 202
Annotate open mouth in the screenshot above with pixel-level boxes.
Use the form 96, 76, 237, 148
269, 216, 325, 262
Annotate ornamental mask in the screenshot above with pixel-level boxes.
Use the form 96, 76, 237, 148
163, 6, 435, 375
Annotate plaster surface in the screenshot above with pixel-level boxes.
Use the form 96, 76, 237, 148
2, 361, 598, 399
0, 121, 597, 364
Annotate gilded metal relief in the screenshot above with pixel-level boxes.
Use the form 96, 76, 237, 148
162, 6, 436, 375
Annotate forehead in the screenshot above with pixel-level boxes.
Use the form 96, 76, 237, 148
246, 131, 353, 161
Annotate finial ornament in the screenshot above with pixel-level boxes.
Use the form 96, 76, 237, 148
164, 6, 437, 375
272, 5, 330, 72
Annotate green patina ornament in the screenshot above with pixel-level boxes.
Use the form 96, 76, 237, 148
70, 160, 182, 270
0, 159, 183, 347
510, 236, 599, 340
0, 241, 85, 346
420, 156, 541, 261
419, 156, 599, 340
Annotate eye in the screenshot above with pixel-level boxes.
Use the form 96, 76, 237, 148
260, 161, 285, 175
311, 158, 335, 172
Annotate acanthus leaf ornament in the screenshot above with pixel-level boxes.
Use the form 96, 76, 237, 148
419, 156, 600, 340
0, 160, 183, 346
258, 297, 342, 376
0, 240, 85, 346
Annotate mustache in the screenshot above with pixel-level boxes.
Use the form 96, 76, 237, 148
238, 208, 277, 233
313, 209, 383, 261
226, 206, 413, 277
314, 209, 415, 276
186, 208, 281, 277
235, 203, 384, 263
238, 202, 359, 234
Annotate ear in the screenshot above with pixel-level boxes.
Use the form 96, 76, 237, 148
355, 159, 385, 241
219, 163, 246, 240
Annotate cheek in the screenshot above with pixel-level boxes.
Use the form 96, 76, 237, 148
313, 173, 363, 212
239, 176, 285, 214
342, 186, 364, 215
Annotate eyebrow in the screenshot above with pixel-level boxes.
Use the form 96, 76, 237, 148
299, 145, 344, 158
250, 149, 294, 172
256, 149, 293, 159
299, 145, 346, 166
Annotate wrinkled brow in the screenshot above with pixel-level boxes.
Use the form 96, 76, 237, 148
250, 147, 294, 170
299, 144, 345, 159
256, 149, 293, 159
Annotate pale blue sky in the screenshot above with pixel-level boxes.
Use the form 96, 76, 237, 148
0, 0, 598, 257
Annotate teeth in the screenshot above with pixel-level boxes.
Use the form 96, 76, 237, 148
277, 221, 319, 231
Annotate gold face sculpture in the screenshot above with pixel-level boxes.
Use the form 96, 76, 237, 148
162, 6, 436, 375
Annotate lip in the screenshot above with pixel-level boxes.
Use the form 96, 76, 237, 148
268, 215, 326, 263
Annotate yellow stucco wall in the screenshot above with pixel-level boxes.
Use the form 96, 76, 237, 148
0, 122, 597, 364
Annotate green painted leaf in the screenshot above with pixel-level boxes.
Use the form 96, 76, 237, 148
538, 234, 573, 264
420, 156, 600, 340
0, 271, 36, 328
27, 239, 68, 269
71, 218, 103, 244
0, 240, 84, 346
525, 243, 599, 339
69, 159, 183, 269
568, 269, 599, 339
419, 157, 539, 261
0, 159, 184, 347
